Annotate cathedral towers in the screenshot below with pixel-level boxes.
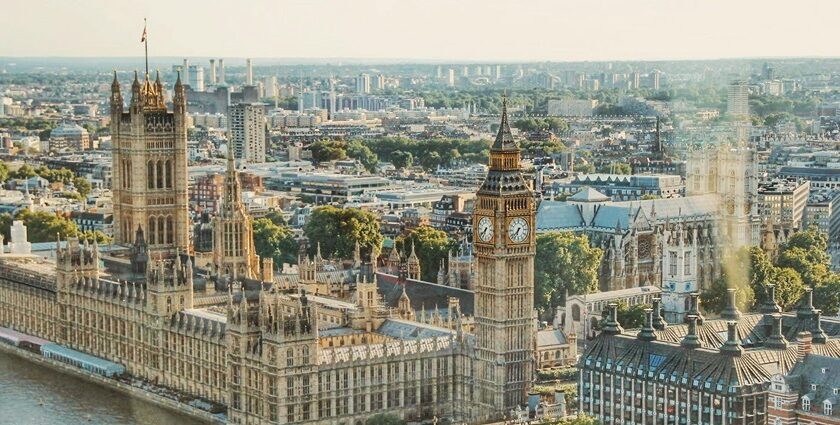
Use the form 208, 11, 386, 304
472, 96, 537, 416
111, 70, 190, 255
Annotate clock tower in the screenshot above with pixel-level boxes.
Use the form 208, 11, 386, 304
473, 96, 537, 416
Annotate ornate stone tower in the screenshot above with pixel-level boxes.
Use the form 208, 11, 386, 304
111, 70, 189, 255
472, 96, 537, 415
212, 152, 259, 279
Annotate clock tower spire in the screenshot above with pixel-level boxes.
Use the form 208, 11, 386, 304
473, 95, 537, 417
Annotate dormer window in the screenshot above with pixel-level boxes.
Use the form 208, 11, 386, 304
835, 388, 839, 395
825, 400, 833, 416
812, 384, 818, 391
802, 397, 811, 412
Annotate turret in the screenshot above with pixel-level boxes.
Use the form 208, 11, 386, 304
173, 70, 186, 114
110, 71, 123, 119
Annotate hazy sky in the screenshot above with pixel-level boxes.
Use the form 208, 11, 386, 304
3, 0, 839, 61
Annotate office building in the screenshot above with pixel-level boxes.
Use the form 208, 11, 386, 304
229, 103, 266, 163
355, 73, 370, 94
728, 80, 750, 119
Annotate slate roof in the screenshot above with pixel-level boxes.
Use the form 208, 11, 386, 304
376, 318, 455, 340
786, 354, 840, 411
376, 272, 474, 316
582, 332, 770, 395
568, 186, 611, 203
537, 328, 569, 348
537, 194, 720, 232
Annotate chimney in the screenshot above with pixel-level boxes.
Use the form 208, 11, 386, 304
812, 309, 828, 344
602, 303, 624, 335
719, 321, 743, 356
720, 288, 742, 321
183, 59, 190, 87
246, 58, 253, 85
685, 292, 705, 325
638, 308, 657, 342
219, 59, 226, 84
796, 331, 812, 362
797, 287, 815, 321
652, 297, 668, 330
209, 59, 217, 84
680, 315, 702, 349
760, 284, 782, 314
765, 314, 788, 349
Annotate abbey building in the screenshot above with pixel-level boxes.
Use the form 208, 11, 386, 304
0, 82, 540, 424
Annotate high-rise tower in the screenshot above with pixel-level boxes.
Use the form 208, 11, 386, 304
212, 152, 259, 279
473, 96, 537, 416
110, 70, 189, 255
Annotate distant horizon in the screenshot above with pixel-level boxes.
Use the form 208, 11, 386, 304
4, 0, 838, 62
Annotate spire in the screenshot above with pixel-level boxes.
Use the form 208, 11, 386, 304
492, 93, 517, 151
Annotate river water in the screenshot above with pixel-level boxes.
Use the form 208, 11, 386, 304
0, 350, 208, 425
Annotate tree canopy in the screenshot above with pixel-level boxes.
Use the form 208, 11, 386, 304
253, 218, 298, 266
535, 231, 603, 317
303, 206, 383, 260
0, 210, 80, 243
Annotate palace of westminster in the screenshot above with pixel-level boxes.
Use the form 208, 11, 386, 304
6, 66, 840, 425
0, 71, 542, 424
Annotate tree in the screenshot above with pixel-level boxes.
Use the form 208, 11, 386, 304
546, 414, 602, 425
253, 218, 298, 266
0, 162, 9, 183
535, 232, 603, 317
81, 230, 111, 244
264, 210, 287, 226
365, 413, 405, 425
74, 176, 92, 198
346, 141, 379, 172
777, 227, 831, 287
309, 140, 347, 163
10, 164, 37, 179
390, 150, 413, 169
815, 277, 840, 316
575, 163, 595, 174
397, 225, 455, 282
599, 302, 648, 329
0, 210, 80, 243
701, 274, 755, 314
303, 206, 383, 260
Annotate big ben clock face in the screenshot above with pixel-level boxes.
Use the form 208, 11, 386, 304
477, 217, 494, 242
508, 217, 530, 243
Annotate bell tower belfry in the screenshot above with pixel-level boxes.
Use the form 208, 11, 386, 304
472, 96, 537, 416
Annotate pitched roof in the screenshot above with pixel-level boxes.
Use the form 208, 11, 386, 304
491, 96, 518, 151
568, 186, 611, 202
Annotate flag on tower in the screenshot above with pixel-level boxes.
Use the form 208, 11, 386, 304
141, 20, 147, 43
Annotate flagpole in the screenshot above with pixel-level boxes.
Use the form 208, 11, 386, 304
144, 18, 149, 76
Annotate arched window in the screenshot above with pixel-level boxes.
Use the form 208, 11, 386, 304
572, 304, 581, 321
802, 396, 810, 411
156, 160, 163, 189
158, 216, 165, 245
147, 161, 154, 189
287, 348, 294, 367
301, 346, 309, 365
165, 160, 172, 188
825, 400, 833, 416
148, 217, 156, 245
166, 216, 173, 245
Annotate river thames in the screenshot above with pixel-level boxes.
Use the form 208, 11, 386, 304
0, 350, 208, 425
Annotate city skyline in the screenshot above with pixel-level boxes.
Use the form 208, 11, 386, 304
3, 0, 840, 61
